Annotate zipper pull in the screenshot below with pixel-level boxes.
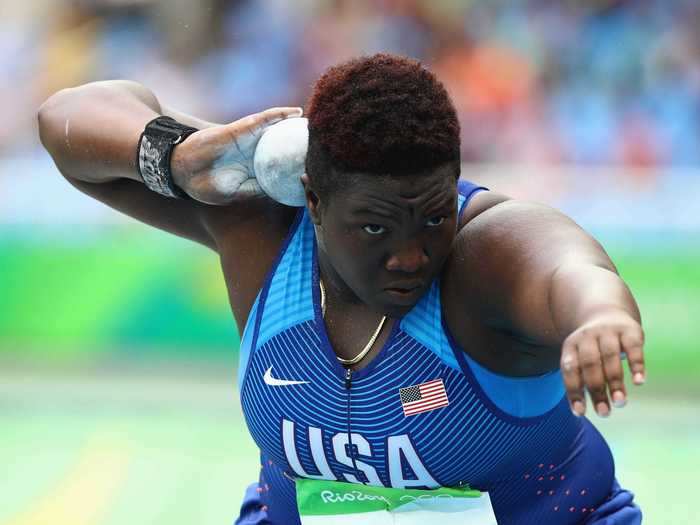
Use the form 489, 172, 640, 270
345, 368, 352, 389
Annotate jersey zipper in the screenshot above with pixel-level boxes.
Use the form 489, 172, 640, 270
344, 367, 364, 483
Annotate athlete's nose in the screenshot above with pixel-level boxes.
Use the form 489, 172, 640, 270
385, 244, 429, 273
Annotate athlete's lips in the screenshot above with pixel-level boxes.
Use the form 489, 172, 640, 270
384, 280, 424, 292
383, 281, 424, 303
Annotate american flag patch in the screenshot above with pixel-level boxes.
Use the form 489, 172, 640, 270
399, 379, 449, 416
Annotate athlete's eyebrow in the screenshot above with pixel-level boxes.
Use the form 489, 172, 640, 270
421, 193, 456, 216
346, 194, 405, 219
349, 206, 396, 219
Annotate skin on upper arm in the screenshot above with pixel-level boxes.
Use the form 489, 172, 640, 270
206, 200, 299, 331
443, 200, 616, 376
41, 80, 302, 329
42, 80, 292, 253
40, 80, 216, 248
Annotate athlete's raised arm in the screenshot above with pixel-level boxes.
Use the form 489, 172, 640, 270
444, 200, 645, 417
37, 80, 302, 251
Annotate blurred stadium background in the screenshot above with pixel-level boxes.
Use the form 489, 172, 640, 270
1, 0, 698, 523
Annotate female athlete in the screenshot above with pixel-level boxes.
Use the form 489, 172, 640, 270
38, 54, 644, 524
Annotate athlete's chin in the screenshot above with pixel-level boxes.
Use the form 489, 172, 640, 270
384, 303, 415, 318
378, 292, 424, 317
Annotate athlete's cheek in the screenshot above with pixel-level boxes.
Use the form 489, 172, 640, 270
423, 230, 448, 258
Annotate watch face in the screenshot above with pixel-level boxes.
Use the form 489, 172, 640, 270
139, 134, 176, 197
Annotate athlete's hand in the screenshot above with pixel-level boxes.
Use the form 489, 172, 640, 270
170, 107, 303, 205
560, 309, 645, 417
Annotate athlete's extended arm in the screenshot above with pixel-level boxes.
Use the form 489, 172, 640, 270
445, 200, 645, 417
38, 80, 301, 250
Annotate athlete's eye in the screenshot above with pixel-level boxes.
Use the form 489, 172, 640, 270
426, 216, 446, 227
363, 224, 386, 235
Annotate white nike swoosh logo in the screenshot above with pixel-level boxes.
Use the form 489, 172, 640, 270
263, 366, 310, 386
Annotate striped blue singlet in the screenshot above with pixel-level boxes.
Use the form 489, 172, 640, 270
234, 181, 641, 524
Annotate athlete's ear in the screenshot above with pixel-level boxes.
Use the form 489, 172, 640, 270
302, 174, 322, 225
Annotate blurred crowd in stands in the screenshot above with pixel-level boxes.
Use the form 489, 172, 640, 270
3, 0, 700, 167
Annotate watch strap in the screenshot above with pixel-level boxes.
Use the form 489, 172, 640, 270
137, 116, 198, 199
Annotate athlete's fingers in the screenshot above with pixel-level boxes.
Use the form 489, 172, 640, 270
561, 342, 585, 416
620, 326, 645, 385
599, 333, 626, 409
230, 107, 304, 139
578, 339, 610, 417
220, 107, 303, 159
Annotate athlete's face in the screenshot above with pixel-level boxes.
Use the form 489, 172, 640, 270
305, 165, 459, 317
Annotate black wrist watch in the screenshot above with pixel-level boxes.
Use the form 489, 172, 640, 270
137, 116, 198, 199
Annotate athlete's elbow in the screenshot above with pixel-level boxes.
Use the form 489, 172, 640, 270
38, 88, 73, 155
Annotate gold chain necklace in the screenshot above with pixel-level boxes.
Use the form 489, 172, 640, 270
319, 279, 387, 366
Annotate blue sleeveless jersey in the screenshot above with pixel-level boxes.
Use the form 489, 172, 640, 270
235, 181, 640, 524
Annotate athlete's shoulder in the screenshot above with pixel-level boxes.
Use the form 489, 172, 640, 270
457, 179, 510, 228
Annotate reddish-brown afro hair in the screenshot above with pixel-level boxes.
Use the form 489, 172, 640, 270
305, 53, 460, 197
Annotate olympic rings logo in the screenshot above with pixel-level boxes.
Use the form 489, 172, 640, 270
399, 493, 455, 502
